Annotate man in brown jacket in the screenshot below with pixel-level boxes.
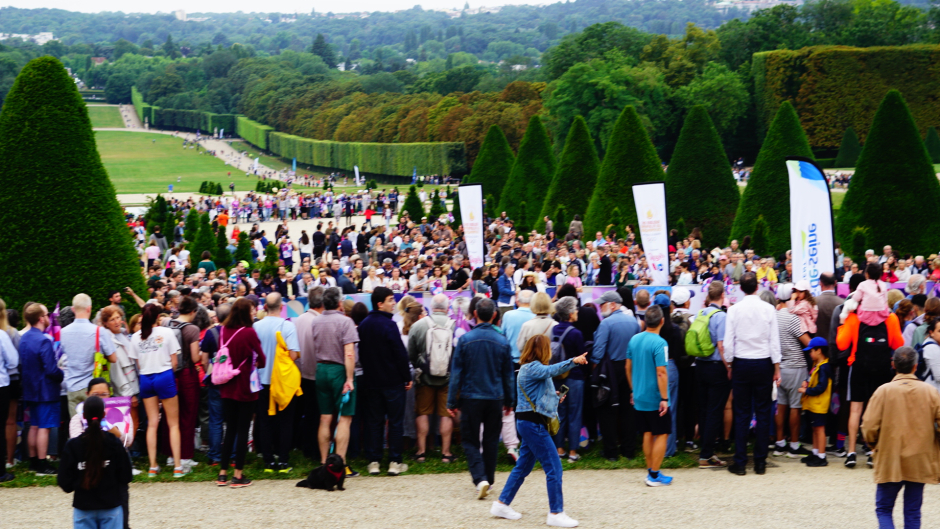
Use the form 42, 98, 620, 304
862, 346, 940, 529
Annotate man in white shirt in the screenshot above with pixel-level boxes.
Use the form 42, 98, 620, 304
722, 272, 781, 476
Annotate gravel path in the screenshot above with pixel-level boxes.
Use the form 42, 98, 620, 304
3, 458, 936, 528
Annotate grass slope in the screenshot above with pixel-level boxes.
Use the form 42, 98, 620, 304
86, 105, 125, 128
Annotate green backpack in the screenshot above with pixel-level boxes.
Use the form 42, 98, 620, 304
685, 307, 719, 358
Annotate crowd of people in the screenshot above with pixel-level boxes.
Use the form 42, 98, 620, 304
3, 195, 940, 528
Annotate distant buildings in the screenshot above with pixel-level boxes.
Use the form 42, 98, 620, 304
713, 0, 802, 13
0, 31, 55, 45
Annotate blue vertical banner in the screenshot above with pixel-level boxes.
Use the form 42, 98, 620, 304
412, 166, 417, 185
786, 157, 835, 294
292, 157, 297, 172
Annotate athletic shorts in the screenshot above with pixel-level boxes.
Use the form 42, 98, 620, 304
777, 367, 805, 408
415, 385, 448, 417
636, 409, 672, 436
24, 401, 59, 429
139, 370, 178, 400
805, 411, 827, 428
316, 363, 357, 416
848, 365, 892, 403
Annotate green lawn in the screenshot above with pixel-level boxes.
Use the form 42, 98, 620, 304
96, 131, 240, 194
86, 105, 125, 128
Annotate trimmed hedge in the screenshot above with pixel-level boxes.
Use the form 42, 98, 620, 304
664, 106, 740, 249
0, 57, 146, 311
463, 125, 515, 203
834, 127, 861, 168
835, 90, 940, 257
538, 116, 599, 233
498, 115, 556, 230
131, 86, 235, 133
238, 117, 274, 151
753, 45, 940, 149
730, 101, 814, 256
925, 127, 940, 164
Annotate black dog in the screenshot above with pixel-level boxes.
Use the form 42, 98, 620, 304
296, 454, 346, 491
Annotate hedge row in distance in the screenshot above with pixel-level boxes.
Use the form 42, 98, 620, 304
132, 86, 235, 133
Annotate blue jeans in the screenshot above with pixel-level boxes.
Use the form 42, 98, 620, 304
500, 419, 564, 514
877, 481, 924, 529
665, 359, 680, 457
206, 384, 223, 462
363, 386, 406, 464
731, 358, 774, 467
553, 378, 584, 452
73, 506, 123, 529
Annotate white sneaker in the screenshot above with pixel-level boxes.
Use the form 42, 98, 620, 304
477, 480, 491, 499
388, 462, 408, 476
491, 501, 522, 520
507, 447, 520, 462
367, 461, 380, 475
546, 512, 579, 528
131, 468, 142, 476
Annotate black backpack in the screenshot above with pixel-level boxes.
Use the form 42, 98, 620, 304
854, 322, 893, 376
914, 339, 935, 382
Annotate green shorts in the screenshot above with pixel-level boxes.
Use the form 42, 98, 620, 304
316, 363, 357, 416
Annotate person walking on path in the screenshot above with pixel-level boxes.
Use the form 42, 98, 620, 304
447, 298, 515, 500
724, 272, 781, 476
862, 346, 940, 529
490, 334, 588, 528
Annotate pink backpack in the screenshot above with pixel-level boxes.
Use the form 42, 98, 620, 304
211, 327, 247, 385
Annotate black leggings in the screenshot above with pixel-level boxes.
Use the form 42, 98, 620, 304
220, 399, 254, 471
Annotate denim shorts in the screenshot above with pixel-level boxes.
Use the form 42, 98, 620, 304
25, 401, 59, 429
139, 370, 177, 400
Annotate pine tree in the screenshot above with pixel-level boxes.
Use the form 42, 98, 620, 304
233, 231, 253, 265
730, 101, 814, 256
0, 56, 145, 310
145, 194, 170, 235
429, 190, 445, 220
465, 125, 515, 204
189, 212, 216, 264
538, 116, 599, 232
183, 207, 199, 242
834, 127, 862, 168
836, 90, 940, 255
664, 106, 740, 248
585, 106, 663, 238
311, 34, 337, 68
751, 216, 770, 256
214, 225, 232, 269
925, 126, 940, 164
450, 190, 462, 228
260, 243, 280, 277
401, 184, 424, 221
200, 181, 207, 193
498, 115, 556, 228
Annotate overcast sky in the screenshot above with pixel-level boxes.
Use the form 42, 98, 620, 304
2, 0, 543, 14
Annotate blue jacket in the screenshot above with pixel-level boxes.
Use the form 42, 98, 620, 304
20, 327, 63, 403
447, 323, 515, 409
590, 310, 640, 364
496, 273, 515, 305
515, 359, 578, 419
357, 310, 412, 390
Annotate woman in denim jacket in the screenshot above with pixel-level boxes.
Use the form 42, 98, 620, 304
490, 335, 588, 528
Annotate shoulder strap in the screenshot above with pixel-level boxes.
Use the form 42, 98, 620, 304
95, 327, 100, 353
557, 325, 574, 343
221, 326, 244, 347
517, 364, 538, 410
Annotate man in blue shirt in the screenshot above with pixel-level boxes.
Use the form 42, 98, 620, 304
696, 282, 731, 468
19, 303, 63, 476
62, 293, 115, 417
253, 293, 301, 473
626, 304, 672, 486
501, 290, 535, 366
591, 290, 640, 460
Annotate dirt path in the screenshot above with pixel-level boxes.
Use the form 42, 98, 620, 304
2, 459, 934, 528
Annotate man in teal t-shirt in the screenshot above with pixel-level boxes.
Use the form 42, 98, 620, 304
626, 304, 672, 487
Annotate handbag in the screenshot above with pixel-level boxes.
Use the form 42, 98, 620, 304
517, 364, 560, 436
92, 327, 112, 385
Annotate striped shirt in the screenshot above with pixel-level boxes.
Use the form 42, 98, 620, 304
777, 309, 806, 369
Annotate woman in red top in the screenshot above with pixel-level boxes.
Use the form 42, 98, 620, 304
215, 298, 265, 488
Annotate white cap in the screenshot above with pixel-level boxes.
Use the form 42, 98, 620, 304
671, 288, 692, 306
793, 280, 812, 292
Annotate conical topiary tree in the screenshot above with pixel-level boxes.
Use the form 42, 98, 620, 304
498, 115, 556, 228
553, 205, 568, 236
517, 202, 529, 233
145, 195, 170, 235
485, 193, 497, 219
606, 206, 624, 237
450, 190, 462, 228
183, 207, 200, 242
429, 190, 445, 220
834, 127, 862, 168
214, 226, 232, 269
538, 116, 600, 232
260, 243, 280, 277
233, 231, 253, 265
836, 90, 940, 255
924, 126, 940, 164
730, 101, 814, 256
465, 125, 515, 204
400, 185, 424, 221
665, 106, 740, 248
0, 56, 145, 311
585, 106, 663, 238
751, 216, 770, 256
189, 212, 216, 265
849, 226, 870, 263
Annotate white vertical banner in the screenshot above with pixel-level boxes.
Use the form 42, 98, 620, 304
459, 184, 486, 270
354, 165, 360, 186
632, 182, 670, 286
786, 157, 835, 295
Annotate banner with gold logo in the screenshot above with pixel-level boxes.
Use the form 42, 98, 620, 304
632, 182, 670, 285
459, 184, 486, 270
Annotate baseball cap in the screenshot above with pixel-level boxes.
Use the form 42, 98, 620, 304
802, 336, 828, 351
775, 283, 793, 301
653, 294, 671, 309
596, 291, 622, 305
793, 280, 811, 292
671, 289, 692, 306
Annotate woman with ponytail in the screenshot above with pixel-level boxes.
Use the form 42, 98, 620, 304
58, 396, 132, 529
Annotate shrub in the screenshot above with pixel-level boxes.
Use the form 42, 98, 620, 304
233, 231, 254, 265
850, 226, 870, 263
464, 125, 515, 204
751, 216, 770, 256
189, 212, 216, 265
538, 116, 599, 232
498, 115, 556, 228
730, 101, 814, 256
401, 185, 424, 221
835, 90, 940, 256
553, 205, 568, 237
145, 194, 170, 235
183, 207, 199, 242
585, 106, 663, 238
214, 226, 232, 269
260, 243, 280, 277
925, 127, 940, 164
664, 106, 740, 248
485, 193, 497, 219
0, 57, 145, 311
834, 127, 861, 168
429, 190, 445, 221
450, 189, 462, 228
